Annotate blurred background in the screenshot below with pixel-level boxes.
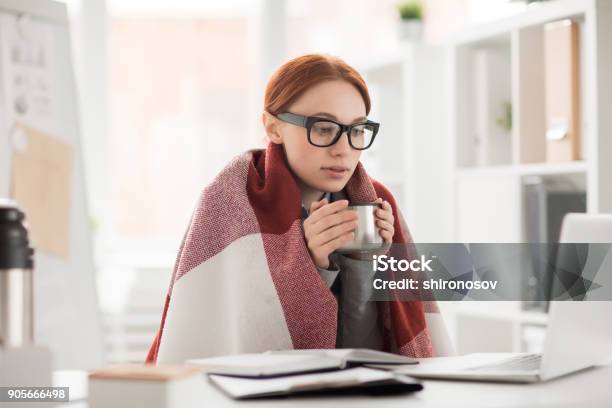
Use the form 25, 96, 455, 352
46, 0, 608, 365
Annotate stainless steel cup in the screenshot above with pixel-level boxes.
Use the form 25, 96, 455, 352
335, 202, 384, 254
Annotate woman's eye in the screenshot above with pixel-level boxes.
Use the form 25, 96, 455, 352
316, 127, 335, 135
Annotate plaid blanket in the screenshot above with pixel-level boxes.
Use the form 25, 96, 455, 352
146, 142, 448, 364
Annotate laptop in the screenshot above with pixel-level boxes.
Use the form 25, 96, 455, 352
383, 214, 612, 383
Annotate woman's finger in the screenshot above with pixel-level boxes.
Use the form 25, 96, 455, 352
379, 228, 393, 243
374, 199, 392, 218
375, 208, 394, 223
309, 198, 327, 215
308, 199, 349, 224
376, 211, 394, 226
376, 219, 394, 232
311, 209, 358, 235
309, 219, 357, 248
319, 231, 355, 255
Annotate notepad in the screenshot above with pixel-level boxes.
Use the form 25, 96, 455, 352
208, 367, 423, 399
187, 349, 418, 378
265, 348, 419, 366
186, 353, 342, 377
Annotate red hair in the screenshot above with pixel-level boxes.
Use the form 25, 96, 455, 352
264, 54, 371, 116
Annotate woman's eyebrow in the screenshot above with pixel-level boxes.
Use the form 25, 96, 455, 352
311, 112, 367, 123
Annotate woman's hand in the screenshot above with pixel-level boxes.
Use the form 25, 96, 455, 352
374, 197, 395, 243
304, 199, 358, 269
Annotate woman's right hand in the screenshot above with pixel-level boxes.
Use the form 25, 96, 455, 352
303, 199, 358, 269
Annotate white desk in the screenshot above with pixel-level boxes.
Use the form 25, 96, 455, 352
57, 363, 612, 408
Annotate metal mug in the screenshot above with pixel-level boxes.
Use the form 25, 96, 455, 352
335, 202, 384, 254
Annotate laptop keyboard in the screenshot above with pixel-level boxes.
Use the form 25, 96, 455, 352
466, 354, 542, 372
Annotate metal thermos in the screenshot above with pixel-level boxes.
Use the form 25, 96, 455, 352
0, 199, 35, 348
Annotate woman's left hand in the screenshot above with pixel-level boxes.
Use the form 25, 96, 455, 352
374, 197, 394, 243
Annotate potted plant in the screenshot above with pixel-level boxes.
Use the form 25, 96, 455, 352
397, 1, 423, 41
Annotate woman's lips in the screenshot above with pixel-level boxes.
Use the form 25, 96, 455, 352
322, 166, 349, 179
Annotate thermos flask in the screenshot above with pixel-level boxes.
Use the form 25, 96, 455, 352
0, 199, 35, 348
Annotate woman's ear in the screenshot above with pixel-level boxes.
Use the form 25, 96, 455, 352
262, 111, 283, 144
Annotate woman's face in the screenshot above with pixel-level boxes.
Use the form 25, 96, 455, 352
267, 79, 366, 194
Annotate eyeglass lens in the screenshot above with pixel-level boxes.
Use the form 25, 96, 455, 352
309, 120, 375, 149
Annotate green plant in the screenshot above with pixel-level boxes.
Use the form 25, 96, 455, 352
89, 214, 100, 233
496, 101, 513, 131
397, 1, 423, 21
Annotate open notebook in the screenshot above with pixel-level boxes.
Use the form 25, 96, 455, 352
186, 349, 418, 378
266, 349, 419, 366
208, 367, 423, 399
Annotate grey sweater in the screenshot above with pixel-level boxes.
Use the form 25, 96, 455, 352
302, 190, 383, 350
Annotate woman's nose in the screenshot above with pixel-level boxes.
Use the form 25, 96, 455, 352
329, 131, 352, 155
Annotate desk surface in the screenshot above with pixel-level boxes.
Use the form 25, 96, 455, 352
58, 363, 612, 408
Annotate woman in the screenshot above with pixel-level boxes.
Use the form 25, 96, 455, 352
146, 54, 449, 364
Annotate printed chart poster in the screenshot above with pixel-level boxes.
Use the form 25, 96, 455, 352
0, 14, 59, 130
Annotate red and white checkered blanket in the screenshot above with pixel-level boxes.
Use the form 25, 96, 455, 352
146, 142, 448, 364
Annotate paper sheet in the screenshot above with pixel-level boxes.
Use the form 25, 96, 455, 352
10, 122, 73, 258
0, 14, 59, 130
189, 353, 321, 368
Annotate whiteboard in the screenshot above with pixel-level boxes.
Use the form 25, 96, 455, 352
0, 0, 104, 369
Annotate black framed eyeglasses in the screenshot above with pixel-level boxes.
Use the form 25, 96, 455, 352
276, 112, 379, 150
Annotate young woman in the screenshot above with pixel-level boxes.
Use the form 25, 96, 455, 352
146, 54, 449, 364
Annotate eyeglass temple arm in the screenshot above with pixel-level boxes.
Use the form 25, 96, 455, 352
277, 112, 307, 127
